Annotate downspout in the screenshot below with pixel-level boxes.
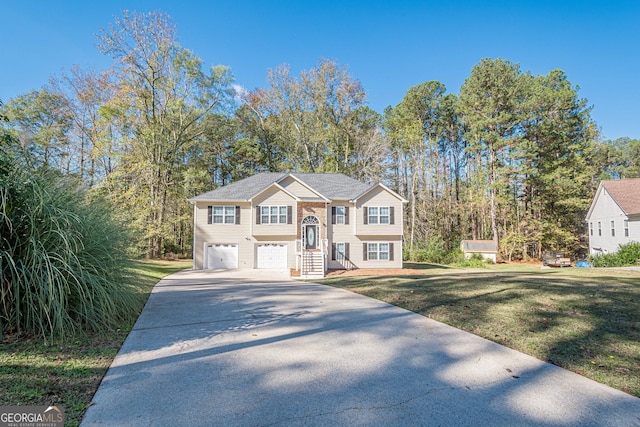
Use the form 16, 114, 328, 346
324, 201, 329, 272
192, 203, 197, 270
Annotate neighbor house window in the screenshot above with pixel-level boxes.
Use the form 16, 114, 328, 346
257, 205, 292, 224
589, 222, 593, 236
598, 222, 602, 236
365, 242, 392, 261
366, 206, 393, 225
611, 220, 615, 237
208, 206, 239, 225
624, 220, 629, 237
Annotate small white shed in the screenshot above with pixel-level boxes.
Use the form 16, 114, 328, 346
461, 240, 498, 263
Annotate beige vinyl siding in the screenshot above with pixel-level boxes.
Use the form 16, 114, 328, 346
327, 202, 355, 269
355, 187, 404, 236
194, 201, 298, 270
193, 202, 252, 269
327, 233, 402, 269
278, 175, 321, 198
328, 200, 402, 269
253, 186, 297, 236
360, 237, 403, 269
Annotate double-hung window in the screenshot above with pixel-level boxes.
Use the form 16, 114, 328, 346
208, 206, 238, 225
332, 242, 350, 262
260, 206, 288, 224
624, 220, 629, 237
367, 243, 390, 261
335, 206, 346, 224
589, 222, 593, 236
611, 220, 616, 237
598, 222, 602, 236
331, 206, 350, 225
215, 206, 236, 224
367, 207, 390, 225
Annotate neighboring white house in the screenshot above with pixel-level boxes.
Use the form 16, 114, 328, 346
460, 240, 498, 263
189, 173, 408, 278
585, 178, 640, 255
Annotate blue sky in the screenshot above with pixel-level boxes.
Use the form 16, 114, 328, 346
2, 0, 639, 140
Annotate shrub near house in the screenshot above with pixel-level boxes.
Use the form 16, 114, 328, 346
590, 241, 640, 267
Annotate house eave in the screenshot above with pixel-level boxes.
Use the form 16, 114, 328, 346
298, 197, 329, 203
188, 198, 250, 204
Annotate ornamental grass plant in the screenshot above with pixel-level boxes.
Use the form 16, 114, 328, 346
0, 148, 141, 341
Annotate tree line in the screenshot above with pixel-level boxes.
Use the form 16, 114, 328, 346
2, 10, 638, 261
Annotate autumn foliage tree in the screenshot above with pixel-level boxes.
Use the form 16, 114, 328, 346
386, 58, 599, 261
236, 59, 387, 180
96, 10, 234, 258
0, 9, 623, 262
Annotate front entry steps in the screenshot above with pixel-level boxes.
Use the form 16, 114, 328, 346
299, 250, 325, 279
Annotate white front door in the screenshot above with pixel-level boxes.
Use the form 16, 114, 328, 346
256, 244, 288, 269
206, 244, 238, 269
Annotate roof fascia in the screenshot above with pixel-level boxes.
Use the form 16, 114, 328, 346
188, 198, 248, 204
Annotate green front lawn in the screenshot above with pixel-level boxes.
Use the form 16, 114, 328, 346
323, 264, 640, 397
0, 259, 192, 427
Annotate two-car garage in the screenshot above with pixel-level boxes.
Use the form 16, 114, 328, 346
204, 243, 288, 270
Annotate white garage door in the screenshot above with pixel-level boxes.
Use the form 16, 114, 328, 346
256, 244, 288, 269
206, 244, 238, 269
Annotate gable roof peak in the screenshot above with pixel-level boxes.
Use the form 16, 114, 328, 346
286, 172, 371, 200
586, 178, 640, 220
600, 178, 640, 215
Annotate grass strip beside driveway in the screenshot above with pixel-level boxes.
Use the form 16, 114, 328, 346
0, 260, 192, 427
322, 264, 640, 398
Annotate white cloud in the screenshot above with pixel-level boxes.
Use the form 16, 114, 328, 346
232, 84, 248, 99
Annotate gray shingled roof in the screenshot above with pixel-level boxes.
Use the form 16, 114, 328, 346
189, 173, 285, 201
461, 240, 498, 253
189, 172, 374, 202
290, 173, 371, 199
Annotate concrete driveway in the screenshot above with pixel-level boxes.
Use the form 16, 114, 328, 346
81, 270, 640, 426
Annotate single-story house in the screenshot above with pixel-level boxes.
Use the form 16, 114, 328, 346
585, 178, 640, 254
189, 173, 408, 278
460, 240, 498, 263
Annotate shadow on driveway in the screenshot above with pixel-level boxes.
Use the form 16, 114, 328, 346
81, 270, 640, 426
